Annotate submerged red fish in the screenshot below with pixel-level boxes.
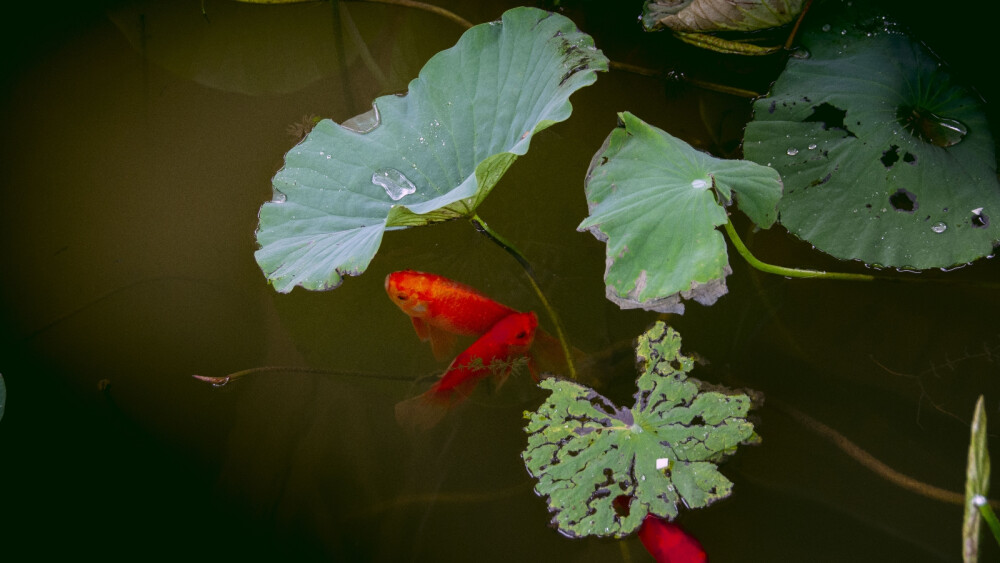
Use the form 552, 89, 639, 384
386, 270, 517, 360
638, 515, 708, 563
394, 311, 538, 431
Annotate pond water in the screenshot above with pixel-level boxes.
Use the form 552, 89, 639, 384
1, 0, 998, 561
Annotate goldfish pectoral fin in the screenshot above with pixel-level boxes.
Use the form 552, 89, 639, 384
411, 317, 431, 342
527, 355, 540, 382
394, 391, 450, 433
427, 326, 459, 361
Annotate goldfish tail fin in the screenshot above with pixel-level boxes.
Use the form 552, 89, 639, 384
394, 391, 450, 433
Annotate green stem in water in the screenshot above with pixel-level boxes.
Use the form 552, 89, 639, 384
976, 499, 1000, 547
723, 217, 876, 281
470, 214, 577, 380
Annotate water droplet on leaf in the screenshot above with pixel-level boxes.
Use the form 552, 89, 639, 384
340, 106, 382, 134
786, 148, 799, 156
899, 106, 968, 147
372, 168, 417, 201
931, 222, 947, 233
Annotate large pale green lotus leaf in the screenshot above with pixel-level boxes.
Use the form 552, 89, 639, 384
255, 7, 607, 292
744, 1, 1000, 269
642, 0, 804, 32
522, 322, 757, 538
578, 112, 782, 313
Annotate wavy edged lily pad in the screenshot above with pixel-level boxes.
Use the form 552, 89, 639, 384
642, 0, 804, 32
743, 1, 1000, 269
255, 7, 608, 292
579, 112, 782, 313
522, 322, 757, 538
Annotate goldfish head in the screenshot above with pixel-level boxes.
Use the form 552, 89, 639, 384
498, 311, 538, 352
385, 270, 431, 317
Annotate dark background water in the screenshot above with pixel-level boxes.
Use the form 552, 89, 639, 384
2, 0, 998, 561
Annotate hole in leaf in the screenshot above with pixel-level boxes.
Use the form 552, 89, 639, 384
889, 188, 918, 213
880, 145, 899, 168
898, 105, 968, 147
903, 151, 917, 164
972, 208, 990, 228
803, 102, 855, 137
612, 495, 632, 518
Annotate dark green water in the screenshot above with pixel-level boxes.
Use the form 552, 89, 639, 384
1, 1, 998, 561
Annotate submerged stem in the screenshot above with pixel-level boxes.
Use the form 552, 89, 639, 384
776, 400, 1000, 508
470, 214, 577, 380
353, 0, 473, 29
723, 217, 876, 281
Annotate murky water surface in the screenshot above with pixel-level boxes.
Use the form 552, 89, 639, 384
2, 1, 998, 561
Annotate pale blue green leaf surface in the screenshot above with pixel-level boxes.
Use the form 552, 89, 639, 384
744, 1, 1000, 269
255, 7, 607, 292
522, 322, 757, 538
579, 112, 782, 313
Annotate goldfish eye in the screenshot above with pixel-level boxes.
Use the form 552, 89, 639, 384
515, 331, 527, 339
396, 294, 407, 301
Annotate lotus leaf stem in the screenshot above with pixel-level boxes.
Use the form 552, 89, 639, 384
470, 214, 578, 380
723, 217, 876, 281
783, 0, 814, 51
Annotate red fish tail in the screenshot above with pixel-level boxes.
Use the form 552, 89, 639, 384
638, 515, 708, 563
394, 390, 450, 433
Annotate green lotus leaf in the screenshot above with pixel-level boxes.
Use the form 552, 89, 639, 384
963, 396, 990, 562
578, 112, 782, 313
642, 0, 804, 33
522, 322, 757, 538
255, 7, 608, 292
743, 1, 1000, 269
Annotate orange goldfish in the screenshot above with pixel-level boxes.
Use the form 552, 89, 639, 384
394, 311, 538, 431
638, 515, 708, 563
386, 270, 519, 360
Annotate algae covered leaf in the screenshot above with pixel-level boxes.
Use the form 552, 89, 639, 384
579, 112, 782, 313
743, 0, 1000, 269
255, 7, 608, 292
522, 322, 757, 538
